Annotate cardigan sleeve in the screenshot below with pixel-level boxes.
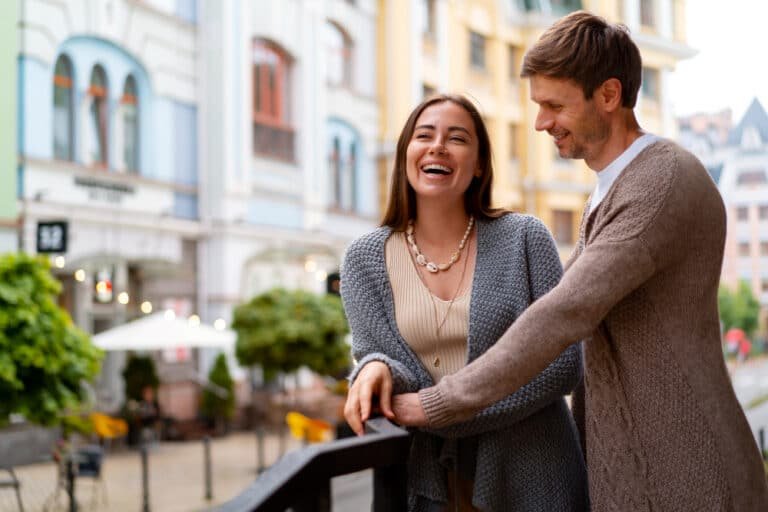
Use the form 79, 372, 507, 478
341, 240, 421, 395
424, 217, 582, 438
419, 211, 657, 428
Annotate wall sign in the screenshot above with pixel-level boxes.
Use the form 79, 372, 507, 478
36, 221, 68, 253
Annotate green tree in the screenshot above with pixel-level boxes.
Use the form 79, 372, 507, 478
0, 253, 102, 426
201, 353, 235, 431
719, 281, 760, 338
121, 354, 159, 402
232, 288, 350, 382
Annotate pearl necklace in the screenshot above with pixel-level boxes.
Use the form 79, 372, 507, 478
406, 216, 474, 273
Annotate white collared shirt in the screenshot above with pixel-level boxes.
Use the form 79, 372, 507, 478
589, 133, 659, 213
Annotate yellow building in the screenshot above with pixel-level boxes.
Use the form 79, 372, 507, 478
377, 0, 693, 257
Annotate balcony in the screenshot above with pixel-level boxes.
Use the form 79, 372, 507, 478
217, 417, 410, 511
253, 122, 295, 162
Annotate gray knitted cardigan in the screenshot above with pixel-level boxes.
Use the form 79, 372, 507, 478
341, 214, 588, 512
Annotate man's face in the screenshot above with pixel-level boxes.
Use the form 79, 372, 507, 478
529, 75, 610, 168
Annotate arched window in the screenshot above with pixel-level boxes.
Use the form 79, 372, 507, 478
88, 65, 109, 167
325, 21, 353, 88
121, 75, 139, 172
53, 55, 74, 160
327, 121, 360, 212
252, 40, 294, 160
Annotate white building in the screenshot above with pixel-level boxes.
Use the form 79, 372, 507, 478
16, 0, 381, 414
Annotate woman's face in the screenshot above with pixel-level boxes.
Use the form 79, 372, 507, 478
405, 101, 480, 205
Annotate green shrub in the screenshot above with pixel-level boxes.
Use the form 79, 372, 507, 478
0, 253, 102, 426
232, 288, 350, 382
201, 353, 235, 423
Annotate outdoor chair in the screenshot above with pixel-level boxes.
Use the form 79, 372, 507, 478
43, 444, 107, 511
0, 467, 24, 512
285, 411, 333, 444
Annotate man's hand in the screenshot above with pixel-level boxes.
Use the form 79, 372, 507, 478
344, 361, 394, 436
392, 393, 428, 427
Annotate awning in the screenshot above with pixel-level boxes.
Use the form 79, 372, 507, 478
92, 311, 235, 351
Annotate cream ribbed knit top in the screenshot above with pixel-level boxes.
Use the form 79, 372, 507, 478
385, 232, 470, 383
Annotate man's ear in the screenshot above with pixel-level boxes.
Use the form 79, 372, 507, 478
598, 78, 622, 112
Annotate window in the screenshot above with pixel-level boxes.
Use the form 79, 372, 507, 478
739, 242, 751, 257
762, 279, 768, 293
53, 55, 75, 161
737, 169, 767, 186
509, 123, 520, 161
552, 210, 574, 245
640, 0, 656, 28
517, 0, 582, 15
121, 75, 139, 173
422, 83, 436, 99
736, 206, 749, 221
327, 121, 360, 212
508, 45, 520, 81
253, 39, 294, 161
760, 206, 768, 220
422, 0, 437, 37
469, 32, 486, 70
88, 65, 109, 167
761, 242, 768, 257
325, 21, 353, 88
641, 67, 660, 102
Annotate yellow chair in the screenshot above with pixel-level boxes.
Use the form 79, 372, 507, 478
90, 413, 128, 441
285, 412, 332, 443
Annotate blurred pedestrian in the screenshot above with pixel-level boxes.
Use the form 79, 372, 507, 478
738, 336, 752, 365
391, 11, 768, 511
341, 94, 588, 511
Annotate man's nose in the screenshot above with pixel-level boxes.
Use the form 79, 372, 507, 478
534, 109, 553, 132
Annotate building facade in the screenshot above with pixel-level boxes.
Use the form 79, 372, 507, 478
680, 99, 768, 334
0, 0, 18, 252
376, 0, 692, 258
14, 0, 382, 409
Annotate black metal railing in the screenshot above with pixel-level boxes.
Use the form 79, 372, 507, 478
216, 417, 411, 512
253, 122, 295, 162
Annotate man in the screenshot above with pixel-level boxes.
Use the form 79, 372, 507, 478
390, 11, 768, 511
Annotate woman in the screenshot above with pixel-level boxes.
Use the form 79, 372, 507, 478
341, 94, 588, 511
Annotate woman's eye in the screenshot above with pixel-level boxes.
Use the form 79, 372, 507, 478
450, 137, 466, 143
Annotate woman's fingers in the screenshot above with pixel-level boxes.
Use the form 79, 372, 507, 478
344, 385, 365, 436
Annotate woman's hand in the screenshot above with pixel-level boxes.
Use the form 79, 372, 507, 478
344, 361, 395, 436
392, 393, 428, 427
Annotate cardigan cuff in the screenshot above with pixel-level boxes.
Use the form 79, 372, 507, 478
418, 386, 454, 428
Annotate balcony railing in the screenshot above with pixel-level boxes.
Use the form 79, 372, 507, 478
253, 122, 295, 162
217, 417, 410, 512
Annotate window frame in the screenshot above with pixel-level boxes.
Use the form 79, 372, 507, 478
53, 54, 75, 161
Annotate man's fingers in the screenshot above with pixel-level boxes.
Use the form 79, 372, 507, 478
379, 377, 394, 419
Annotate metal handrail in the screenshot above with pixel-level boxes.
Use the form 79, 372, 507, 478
216, 417, 411, 512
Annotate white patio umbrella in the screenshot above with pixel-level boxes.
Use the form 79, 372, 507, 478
92, 311, 235, 351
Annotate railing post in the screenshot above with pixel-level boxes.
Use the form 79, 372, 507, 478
141, 443, 150, 512
291, 479, 331, 512
65, 456, 77, 512
203, 436, 213, 501
373, 463, 408, 512
760, 428, 766, 459
256, 425, 265, 473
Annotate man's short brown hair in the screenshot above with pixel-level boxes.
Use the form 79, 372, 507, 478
521, 11, 642, 108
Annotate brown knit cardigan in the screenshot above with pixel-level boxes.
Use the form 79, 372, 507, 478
418, 139, 768, 511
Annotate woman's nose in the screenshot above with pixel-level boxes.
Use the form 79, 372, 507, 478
429, 139, 447, 154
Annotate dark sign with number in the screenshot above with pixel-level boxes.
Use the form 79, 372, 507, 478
36, 221, 68, 253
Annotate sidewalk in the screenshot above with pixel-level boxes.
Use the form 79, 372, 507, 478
1, 430, 304, 512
